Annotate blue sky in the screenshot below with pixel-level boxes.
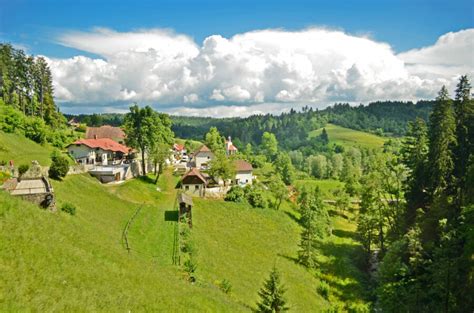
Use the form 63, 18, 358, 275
1, 0, 473, 116
2, 0, 472, 57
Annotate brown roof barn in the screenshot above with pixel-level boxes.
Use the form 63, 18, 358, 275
86, 125, 126, 143
234, 159, 253, 172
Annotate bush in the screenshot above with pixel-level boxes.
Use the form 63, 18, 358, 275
318, 280, 331, 299
18, 164, 30, 176
218, 279, 232, 294
24, 117, 47, 144
0, 103, 23, 133
61, 202, 76, 215
0, 171, 11, 184
224, 186, 246, 202
246, 188, 266, 208
48, 151, 69, 180
184, 258, 198, 282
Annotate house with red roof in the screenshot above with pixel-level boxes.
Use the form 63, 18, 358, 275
66, 138, 131, 166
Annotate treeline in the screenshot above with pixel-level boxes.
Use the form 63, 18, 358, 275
0, 43, 75, 147
350, 77, 474, 312
326, 100, 434, 136
0, 43, 64, 128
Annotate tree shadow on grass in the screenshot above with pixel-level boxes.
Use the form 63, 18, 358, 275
277, 253, 300, 265
284, 210, 301, 226
332, 229, 357, 240
316, 239, 372, 303
138, 175, 156, 184
328, 209, 349, 219
164, 210, 178, 222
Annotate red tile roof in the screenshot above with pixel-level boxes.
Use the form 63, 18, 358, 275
68, 138, 130, 154
174, 143, 185, 151
226, 141, 238, 151
234, 159, 253, 172
195, 145, 211, 154
85, 125, 126, 140
181, 168, 208, 184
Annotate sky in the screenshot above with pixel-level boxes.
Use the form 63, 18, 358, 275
1, 0, 473, 116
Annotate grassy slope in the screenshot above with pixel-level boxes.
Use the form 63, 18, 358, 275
310, 123, 387, 149
0, 173, 243, 311
0, 131, 54, 166
294, 179, 344, 200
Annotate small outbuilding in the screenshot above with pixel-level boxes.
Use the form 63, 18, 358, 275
177, 192, 193, 227
177, 168, 208, 197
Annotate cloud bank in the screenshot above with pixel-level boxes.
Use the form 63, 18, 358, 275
46, 27, 474, 116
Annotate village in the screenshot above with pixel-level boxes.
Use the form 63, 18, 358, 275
1, 122, 255, 210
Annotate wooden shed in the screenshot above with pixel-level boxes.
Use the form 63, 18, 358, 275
177, 192, 193, 227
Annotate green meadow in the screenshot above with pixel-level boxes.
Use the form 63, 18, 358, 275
310, 123, 387, 149
0, 131, 55, 166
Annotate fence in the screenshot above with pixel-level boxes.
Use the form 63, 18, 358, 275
122, 206, 143, 254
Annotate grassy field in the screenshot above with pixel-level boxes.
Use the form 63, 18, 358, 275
309, 123, 387, 149
0, 131, 55, 166
0, 172, 243, 311
294, 179, 345, 200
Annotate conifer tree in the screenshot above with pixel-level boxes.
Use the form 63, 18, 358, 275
453, 75, 473, 207
427, 86, 457, 200
255, 267, 289, 313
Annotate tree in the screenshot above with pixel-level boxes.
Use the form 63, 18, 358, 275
329, 153, 343, 179
274, 153, 295, 185
261, 132, 278, 161
123, 105, 174, 176
204, 127, 225, 154
453, 75, 473, 207
428, 86, 456, 199
298, 187, 330, 267
308, 154, 328, 179
151, 142, 171, 183
319, 127, 329, 145
48, 151, 69, 180
255, 267, 289, 313
401, 118, 429, 228
208, 151, 235, 185
269, 175, 287, 210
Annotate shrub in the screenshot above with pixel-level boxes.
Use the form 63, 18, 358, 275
246, 188, 266, 208
24, 117, 47, 144
224, 186, 246, 202
318, 280, 331, 299
18, 164, 30, 176
0, 171, 11, 184
184, 258, 197, 282
61, 202, 76, 215
0, 103, 23, 133
218, 279, 232, 294
0, 160, 7, 166
48, 151, 69, 180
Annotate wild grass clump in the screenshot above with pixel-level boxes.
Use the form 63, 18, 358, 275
60, 202, 76, 215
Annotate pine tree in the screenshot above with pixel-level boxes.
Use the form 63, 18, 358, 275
255, 267, 289, 313
401, 118, 429, 229
427, 86, 456, 201
453, 75, 473, 207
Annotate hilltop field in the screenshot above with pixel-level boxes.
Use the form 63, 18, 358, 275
0, 125, 374, 311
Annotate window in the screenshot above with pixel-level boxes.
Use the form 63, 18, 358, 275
195, 185, 199, 190
207, 156, 210, 159
185, 186, 189, 190
246, 179, 249, 183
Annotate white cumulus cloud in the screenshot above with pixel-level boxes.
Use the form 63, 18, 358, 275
46, 27, 474, 116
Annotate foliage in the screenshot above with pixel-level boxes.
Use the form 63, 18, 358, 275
204, 126, 226, 153
218, 279, 233, 294
18, 164, 29, 176
260, 132, 279, 160
318, 280, 330, 299
60, 202, 76, 215
48, 151, 69, 180
208, 151, 235, 184
255, 266, 289, 313
123, 104, 174, 175
274, 153, 295, 185
269, 175, 287, 210
224, 185, 246, 203
245, 186, 267, 209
